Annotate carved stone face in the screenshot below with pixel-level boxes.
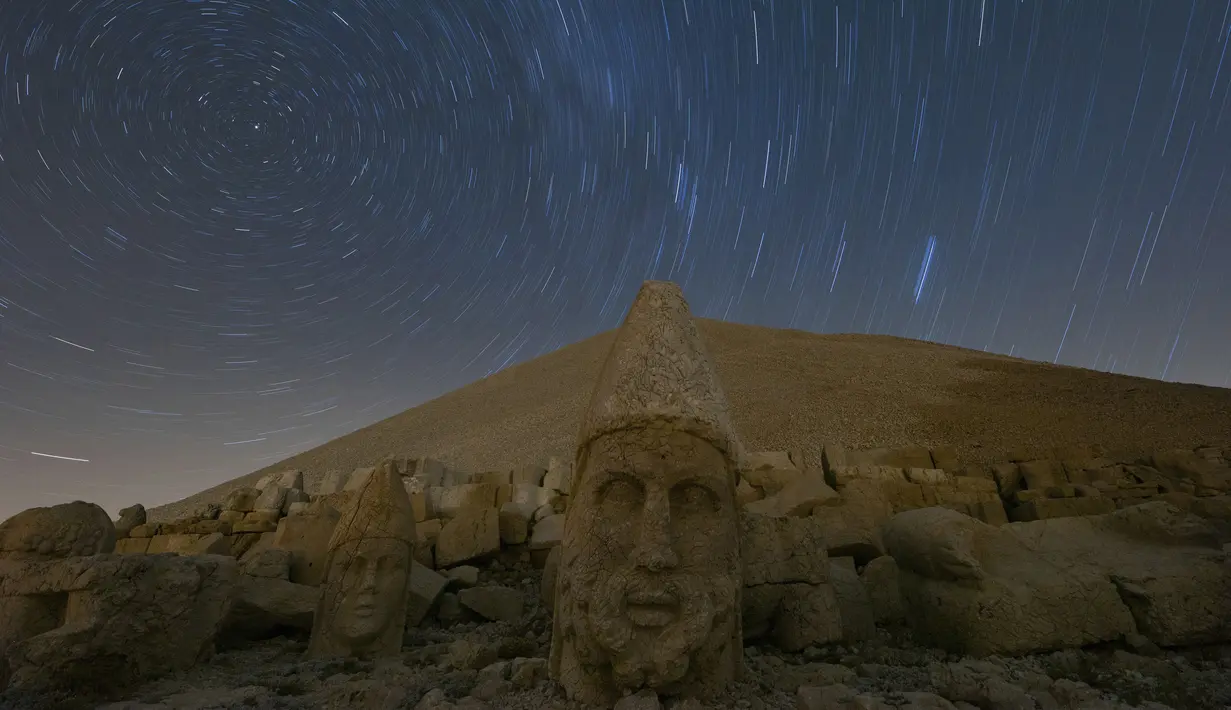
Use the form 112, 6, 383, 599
326, 537, 410, 649
555, 427, 741, 702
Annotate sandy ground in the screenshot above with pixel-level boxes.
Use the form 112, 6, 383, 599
150, 321, 1231, 522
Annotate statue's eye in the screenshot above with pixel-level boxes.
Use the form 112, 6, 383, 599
671, 482, 717, 510
598, 474, 643, 507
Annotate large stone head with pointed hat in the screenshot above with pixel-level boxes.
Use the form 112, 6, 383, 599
308, 458, 416, 659
550, 281, 744, 705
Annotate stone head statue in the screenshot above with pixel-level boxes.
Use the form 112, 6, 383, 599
550, 281, 744, 705
307, 459, 416, 659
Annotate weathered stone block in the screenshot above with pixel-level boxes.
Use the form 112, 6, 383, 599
405, 561, 449, 627
271, 501, 340, 587
255, 469, 304, 492
1009, 496, 1117, 522
528, 513, 564, 550
435, 507, 500, 568
429, 483, 498, 519
146, 533, 202, 554
740, 513, 829, 586
224, 487, 261, 513
114, 537, 150, 555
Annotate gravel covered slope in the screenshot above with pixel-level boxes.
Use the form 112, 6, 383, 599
149, 320, 1231, 522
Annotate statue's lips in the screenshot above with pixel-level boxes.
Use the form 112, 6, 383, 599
351, 597, 377, 618
624, 588, 678, 627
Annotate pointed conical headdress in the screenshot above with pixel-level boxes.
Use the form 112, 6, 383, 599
574, 281, 744, 477
327, 458, 416, 550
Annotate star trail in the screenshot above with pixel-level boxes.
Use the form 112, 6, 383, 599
1, 0, 1229, 519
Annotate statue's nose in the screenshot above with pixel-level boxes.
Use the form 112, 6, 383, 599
632, 490, 679, 572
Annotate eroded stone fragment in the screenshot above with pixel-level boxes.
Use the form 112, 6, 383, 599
0, 501, 116, 561
307, 458, 416, 659
550, 281, 744, 705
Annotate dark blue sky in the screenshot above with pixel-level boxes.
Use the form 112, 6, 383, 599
1, 0, 1229, 518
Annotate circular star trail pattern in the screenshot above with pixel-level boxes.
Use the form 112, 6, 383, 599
1, 0, 1229, 517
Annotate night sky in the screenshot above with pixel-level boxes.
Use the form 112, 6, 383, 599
1, 1, 1229, 520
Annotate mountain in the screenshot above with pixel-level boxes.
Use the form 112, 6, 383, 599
149, 320, 1231, 522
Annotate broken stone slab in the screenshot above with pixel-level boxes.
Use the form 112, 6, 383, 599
743, 470, 839, 517
317, 470, 347, 495
253, 486, 288, 514
510, 484, 560, 511
405, 561, 449, 628
740, 513, 830, 586
772, 582, 843, 652
741, 451, 801, 496
281, 488, 310, 515
498, 502, 531, 545
232, 520, 278, 534
443, 565, 480, 588
343, 466, 376, 492
828, 557, 876, 642
541, 457, 573, 493
270, 500, 340, 587
859, 555, 904, 623
114, 538, 150, 555
429, 483, 499, 519
527, 513, 564, 550
224, 487, 261, 513
458, 585, 524, 622
255, 469, 304, 492
510, 464, 547, 487
0, 553, 237, 698
241, 548, 292, 579
906, 468, 952, 485
191, 532, 231, 555
127, 523, 158, 538
146, 533, 203, 555
219, 574, 316, 646
1009, 496, 1116, 521
217, 510, 244, 525
827, 464, 906, 489
0, 501, 117, 562
114, 504, 146, 539
435, 507, 500, 568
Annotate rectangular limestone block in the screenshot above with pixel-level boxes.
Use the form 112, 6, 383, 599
409, 491, 428, 522
115, 537, 150, 555
429, 483, 498, 519
1009, 496, 1117, 522
1019, 460, 1063, 490
146, 534, 202, 555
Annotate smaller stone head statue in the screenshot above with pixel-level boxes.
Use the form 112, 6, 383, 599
550, 281, 745, 705
308, 459, 416, 659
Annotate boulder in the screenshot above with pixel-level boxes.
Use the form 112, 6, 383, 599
884, 507, 1136, 656
224, 487, 261, 513
435, 507, 500, 568
0, 553, 237, 698
1004, 502, 1231, 646
114, 505, 146, 539
0, 502, 116, 562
